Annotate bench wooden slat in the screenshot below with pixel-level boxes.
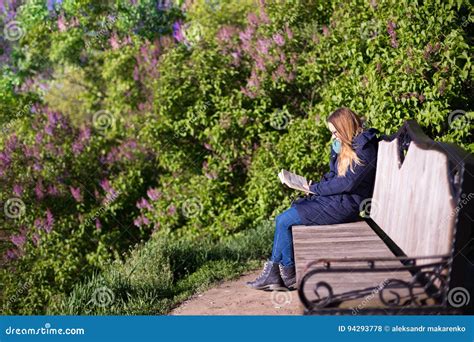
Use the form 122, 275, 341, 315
371, 138, 456, 261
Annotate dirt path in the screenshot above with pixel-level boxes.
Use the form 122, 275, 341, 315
169, 269, 302, 315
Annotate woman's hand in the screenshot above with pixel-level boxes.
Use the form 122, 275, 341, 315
303, 180, 312, 195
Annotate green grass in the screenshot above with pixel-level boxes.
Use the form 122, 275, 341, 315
48, 220, 274, 314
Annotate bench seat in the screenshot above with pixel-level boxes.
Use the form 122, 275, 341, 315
293, 221, 416, 311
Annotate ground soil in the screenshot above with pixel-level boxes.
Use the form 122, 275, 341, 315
169, 268, 302, 315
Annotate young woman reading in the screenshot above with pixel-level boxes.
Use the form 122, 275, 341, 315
246, 107, 380, 291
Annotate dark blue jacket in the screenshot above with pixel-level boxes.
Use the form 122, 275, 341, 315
292, 128, 380, 225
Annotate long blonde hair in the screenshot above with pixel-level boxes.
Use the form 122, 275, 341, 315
327, 107, 364, 176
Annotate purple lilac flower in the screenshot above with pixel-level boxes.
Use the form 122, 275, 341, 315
35, 180, 45, 200
247, 68, 260, 89
47, 0, 63, 12
272, 33, 285, 46
47, 0, 55, 12
104, 147, 119, 164
133, 65, 140, 81
438, 79, 447, 96
103, 189, 119, 205
70, 186, 83, 202
57, 13, 67, 32
109, 33, 120, 50
147, 188, 161, 201
168, 205, 176, 215
44, 124, 54, 136
47, 111, 59, 125
239, 27, 254, 51
72, 141, 84, 155
0, 151, 12, 166
6, 249, 18, 260
136, 198, 152, 210
256, 38, 271, 55
13, 184, 23, 196
23, 145, 33, 158
6, 134, 18, 151
123, 35, 132, 45
44, 209, 54, 233
285, 24, 293, 39
100, 179, 112, 193
205, 171, 218, 180
275, 64, 286, 79
10, 234, 26, 248
45, 142, 56, 153
241, 86, 257, 99
152, 222, 161, 233
322, 25, 330, 37
217, 26, 236, 43
255, 55, 265, 71
387, 21, 398, 48
79, 126, 91, 142
133, 216, 142, 227
32, 233, 40, 246
172, 20, 185, 43
47, 184, 59, 196
33, 163, 43, 172
95, 218, 102, 230
247, 13, 259, 26
259, 9, 270, 24
34, 217, 44, 230
230, 51, 241, 65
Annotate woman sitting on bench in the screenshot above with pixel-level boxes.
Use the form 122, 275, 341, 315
246, 107, 380, 291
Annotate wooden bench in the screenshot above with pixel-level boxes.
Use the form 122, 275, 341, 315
292, 120, 474, 314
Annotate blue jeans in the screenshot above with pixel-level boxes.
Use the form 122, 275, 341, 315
270, 206, 302, 267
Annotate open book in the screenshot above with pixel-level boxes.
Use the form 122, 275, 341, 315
278, 169, 315, 194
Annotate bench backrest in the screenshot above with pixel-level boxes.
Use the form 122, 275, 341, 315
370, 120, 473, 261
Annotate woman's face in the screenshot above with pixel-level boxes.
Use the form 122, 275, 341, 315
328, 122, 339, 140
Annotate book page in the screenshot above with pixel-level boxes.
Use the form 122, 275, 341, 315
278, 169, 315, 194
